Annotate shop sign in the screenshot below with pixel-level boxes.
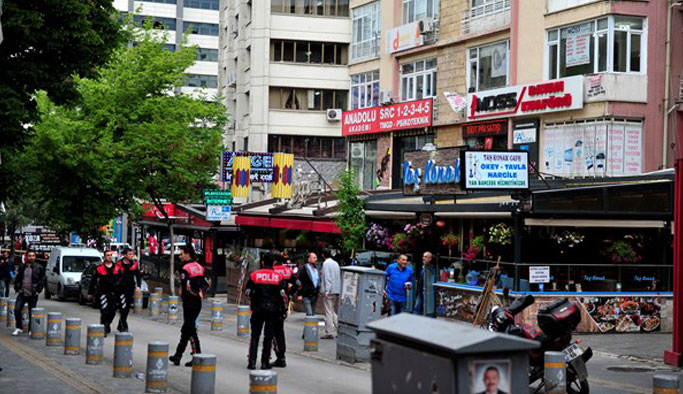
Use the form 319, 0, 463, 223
203, 189, 232, 206
463, 151, 529, 190
385, 21, 424, 54
206, 205, 231, 221
419, 213, 433, 226
342, 98, 433, 136
462, 120, 508, 138
402, 147, 466, 196
24, 232, 61, 252
566, 23, 592, 67
513, 118, 539, 178
221, 151, 274, 183
466, 76, 584, 121
529, 266, 550, 284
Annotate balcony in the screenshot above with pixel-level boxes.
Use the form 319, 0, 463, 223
461, 0, 511, 36
269, 63, 349, 91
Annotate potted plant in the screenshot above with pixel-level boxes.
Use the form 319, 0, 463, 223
607, 236, 642, 263
366, 223, 390, 250
441, 232, 458, 257
389, 233, 411, 253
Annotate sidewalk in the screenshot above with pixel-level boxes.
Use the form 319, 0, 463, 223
575, 332, 673, 362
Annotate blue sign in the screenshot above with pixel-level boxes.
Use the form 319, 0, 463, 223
206, 205, 231, 221
221, 152, 274, 183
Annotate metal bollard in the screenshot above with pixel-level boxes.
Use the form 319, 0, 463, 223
64, 318, 81, 355
160, 295, 168, 316
0, 297, 7, 325
30, 307, 45, 340
191, 354, 217, 394
249, 370, 277, 394
149, 293, 160, 318
134, 291, 144, 313
46, 312, 63, 346
7, 299, 15, 328
167, 296, 179, 322
21, 304, 29, 331
113, 332, 134, 378
237, 305, 250, 337
86, 324, 105, 365
211, 302, 223, 331
303, 316, 319, 351
544, 351, 566, 394
145, 342, 169, 393
154, 287, 163, 295
653, 375, 680, 394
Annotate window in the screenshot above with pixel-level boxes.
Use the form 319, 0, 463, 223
143, 0, 176, 4
351, 2, 381, 62
547, 15, 645, 79
400, 59, 437, 101
350, 140, 377, 190
271, 0, 349, 16
467, 40, 509, 92
351, 70, 380, 110
402, 0, 439, 24
270, 40, 347, 65
62, 256, 101, 273
133, 15, 176, 30
184, 0, 219, 10
184, 21, 219, 36
164, 44, 176, 52
268, 135, 346, 160
185, 74, 218, 88
269, 87, 347, 111
196, 48, 218, 62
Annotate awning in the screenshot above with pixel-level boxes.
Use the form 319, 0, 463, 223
235, 215, 341, 234
365, 210, 416, 219
524, 218, 667, 228
436, 212, 512, 218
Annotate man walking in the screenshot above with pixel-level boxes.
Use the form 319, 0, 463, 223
90, 250, 122, 336
320, 249, 340, 339
0, 250, 12, 297
384, 254, 413, 316
116, 247, 142, 332
245, 252, 286, 370
12, 250, 45, 336
413, 251, 436, 317
297, 252, 320, 316
170, 246, 210, 367
271, 254, 299, 368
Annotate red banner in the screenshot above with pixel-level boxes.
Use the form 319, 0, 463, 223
342, 98, 433, 136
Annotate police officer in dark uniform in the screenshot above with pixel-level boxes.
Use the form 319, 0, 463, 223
90, 250, 122, 336
245, 252, 287, 370
116, 247, 142, 332
170, 245, 210, 367
271, 254, 300, 368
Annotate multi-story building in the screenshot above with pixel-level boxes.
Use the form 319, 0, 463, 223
114, 0, 220, 99
218, 0, 352, 184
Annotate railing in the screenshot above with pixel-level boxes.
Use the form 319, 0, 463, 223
461, 0, 511, 36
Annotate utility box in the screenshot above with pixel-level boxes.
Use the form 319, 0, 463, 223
336, 266, 385, 363
367, 314, 539, 394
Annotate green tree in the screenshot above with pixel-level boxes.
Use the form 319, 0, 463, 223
335, 169, 367, 255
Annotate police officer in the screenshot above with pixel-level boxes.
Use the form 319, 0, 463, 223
170, 245, 210, 367
245, 252, 287, 370
270, 254, 299, 368
90, 250, 122, 336
116, 247, 141, 332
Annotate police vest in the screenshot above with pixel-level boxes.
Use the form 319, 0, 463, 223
273, 265, 292, 280
117, 260, 139, 271
97, 264, 122, 275
250, 269, 282, 285
183, 261, 205, 277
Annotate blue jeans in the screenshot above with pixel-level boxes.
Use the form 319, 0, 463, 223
413, 293, 424, 315
303, 295, 318, 316
389, 300, 405, 316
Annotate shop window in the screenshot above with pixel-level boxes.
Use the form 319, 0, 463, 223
268, 135, 346, 159
350, 140, 378, 190
351, 1, 381, 61
351, 70, 380, 110
185, 74, 218, 89
402, 0, 439, 24
184, 0, 219, 10
400, 59, 437, 101
196, 48, 218, 62
269, 87, 347, 111
271, 40, 347, 65
184, 21, 219, 36
467, 40, 508, 92
271, 0, 349, 16
547, 15, 645, 79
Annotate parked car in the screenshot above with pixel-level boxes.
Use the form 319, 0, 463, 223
78, 261, 150, 309
45, 247, 102, 301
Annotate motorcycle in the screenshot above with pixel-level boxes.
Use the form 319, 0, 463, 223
487, 294, 593, 394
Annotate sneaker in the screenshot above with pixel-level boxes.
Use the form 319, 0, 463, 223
169, 355, 181, 366
271, 359, 287, 368
11, 329, 22, 336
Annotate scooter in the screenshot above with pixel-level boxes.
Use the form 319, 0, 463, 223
487, 295, 593, 394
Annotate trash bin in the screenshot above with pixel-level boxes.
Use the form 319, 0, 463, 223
367, 314, 539, 394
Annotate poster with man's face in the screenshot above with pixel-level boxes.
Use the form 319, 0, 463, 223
470, 360, 511, 394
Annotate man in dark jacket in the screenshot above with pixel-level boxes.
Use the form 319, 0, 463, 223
12, 250, 45, 336
271, 254, 299, 368
0, 250, 12, 297
116, 247, 142, 332
90, 250, 122, 336
297, 252, 320, 316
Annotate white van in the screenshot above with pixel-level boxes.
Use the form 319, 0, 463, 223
45, 247, 102, 301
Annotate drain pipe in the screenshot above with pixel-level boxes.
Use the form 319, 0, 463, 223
663, 0, 674, 169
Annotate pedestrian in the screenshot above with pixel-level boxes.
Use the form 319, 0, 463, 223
116, 247, 141, 332
90, 250, 122, 337
0, 250, 12, 297
170, 245, 210, 367
271, 253, 300, 368
320, 249, 340, 339
245, 252, 286, 370
297, 252, 320, 316
384, 254, 414, 316
12, 250, 45, 336
413, 251, 436, 317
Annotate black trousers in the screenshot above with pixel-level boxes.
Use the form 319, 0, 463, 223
14, 293, 38, 330
99, 292, 118, 333
174, 300, 202, 357
3, 279, 10, 297
249, 310, 278, 364
117, 292, 133, 332
272, 315, 286, 360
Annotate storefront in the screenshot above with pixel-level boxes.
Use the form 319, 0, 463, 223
462, 119, 508, 151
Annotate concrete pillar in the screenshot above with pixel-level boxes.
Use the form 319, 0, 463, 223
191, 354, 217, 394
160, 295, 168, 317
145, 341, 169, 393
0, 297, 8, 325
167, 296, 179, 322
134, 291, 144, 313
7, 298, 14, 328
303, 316, 319, 351
249, 370, 277, 394
30, 307, 45, 340
237, 305, 250, 337
86, 324, 105, 365
154, 287, 163, 295
114, 332, 134, 378
150, 293, 161, 318
653, 375, 679, 394
544, 351, 566, 394
46, 312, 63, 347
211, 301, 223, 331
64, 318, 81, 355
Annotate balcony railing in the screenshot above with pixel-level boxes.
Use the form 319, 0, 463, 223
461, 0, 511, 36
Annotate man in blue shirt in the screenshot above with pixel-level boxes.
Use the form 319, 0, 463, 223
384, 254, 414, 315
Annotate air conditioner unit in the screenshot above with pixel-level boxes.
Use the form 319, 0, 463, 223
380, 91, 394, 105
227, 72, 237, 87
326, 108, 342, 121
351, 145, 364, 159
419, 18, 438, 34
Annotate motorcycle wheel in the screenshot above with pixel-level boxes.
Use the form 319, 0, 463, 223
567, 373, 589, 394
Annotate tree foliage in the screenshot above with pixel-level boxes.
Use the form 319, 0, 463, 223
335, 170, 367, 254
